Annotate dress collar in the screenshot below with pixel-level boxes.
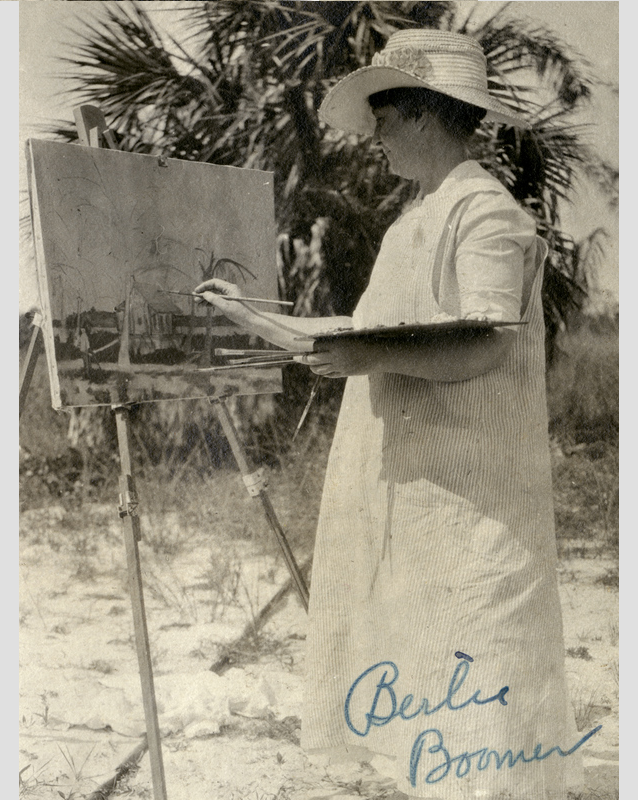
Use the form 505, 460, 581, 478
419, 159, 486, 202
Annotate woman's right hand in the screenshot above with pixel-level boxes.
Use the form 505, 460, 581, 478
193, 278, 241, 305
192, 278, 252, 324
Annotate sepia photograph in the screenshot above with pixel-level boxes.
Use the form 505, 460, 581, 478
18, 3, 619, 800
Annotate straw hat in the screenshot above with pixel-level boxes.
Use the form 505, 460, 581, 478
319, 29, 529, 134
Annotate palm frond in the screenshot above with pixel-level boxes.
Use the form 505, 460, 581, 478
473, 18, 593, 110
581, 159, 619, 211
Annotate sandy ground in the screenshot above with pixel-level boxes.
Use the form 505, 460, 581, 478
19, 506, 618, 800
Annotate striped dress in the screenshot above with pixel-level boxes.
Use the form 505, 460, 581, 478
302, 162, 585, 799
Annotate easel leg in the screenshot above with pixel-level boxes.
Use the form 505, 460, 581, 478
212, 399, 310, 612
19, 318, 43, 419
114, 406, 168, 800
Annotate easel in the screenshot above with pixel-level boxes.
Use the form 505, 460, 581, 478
21, 105, 309, 800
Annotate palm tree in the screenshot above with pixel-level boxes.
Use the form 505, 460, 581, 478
49, 0, 616, 343
37, 0, 618, 461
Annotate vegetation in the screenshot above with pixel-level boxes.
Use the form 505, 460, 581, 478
547, 314, 619, 558
548, 313, 619, 446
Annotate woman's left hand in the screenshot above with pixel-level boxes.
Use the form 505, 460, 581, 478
294, 327, 517, 382
296, 340, 384, 378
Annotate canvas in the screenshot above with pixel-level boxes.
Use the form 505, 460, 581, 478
27, 138, 282, 408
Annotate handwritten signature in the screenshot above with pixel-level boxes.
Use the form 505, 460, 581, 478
409, 725, 601, 785
344, 659, 509, 737
343, 659, 602, 787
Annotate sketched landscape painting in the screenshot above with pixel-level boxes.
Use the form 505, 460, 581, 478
27, 139, 282, 408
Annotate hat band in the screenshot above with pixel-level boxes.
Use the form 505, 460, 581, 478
371, 48, 488, 92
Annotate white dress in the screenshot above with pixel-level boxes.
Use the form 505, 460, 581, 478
302, 162, 590, 799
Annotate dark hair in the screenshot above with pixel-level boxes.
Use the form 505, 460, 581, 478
368, 87, 486, 141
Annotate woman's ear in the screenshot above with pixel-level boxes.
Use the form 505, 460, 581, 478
415, 112, 434, 133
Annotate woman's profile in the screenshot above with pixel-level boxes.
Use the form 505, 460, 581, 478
196, 29, 587, 800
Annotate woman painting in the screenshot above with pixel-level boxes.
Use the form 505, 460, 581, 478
196, 30, 590, 800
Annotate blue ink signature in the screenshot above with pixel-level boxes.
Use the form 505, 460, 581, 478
409, 725, 602, 786
343, 658, 602, 787
344, 660, 509, 737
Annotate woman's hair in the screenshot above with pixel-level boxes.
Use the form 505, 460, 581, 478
368, 87, 486, 141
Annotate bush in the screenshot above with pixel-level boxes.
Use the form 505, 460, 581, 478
547, 314, 619, 445
547, 313, 619, 555
552, 446, 618, 553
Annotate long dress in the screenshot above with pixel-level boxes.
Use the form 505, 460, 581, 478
302, 161, 590, 799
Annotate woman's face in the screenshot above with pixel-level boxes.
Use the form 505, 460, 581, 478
372, 104, 424, 179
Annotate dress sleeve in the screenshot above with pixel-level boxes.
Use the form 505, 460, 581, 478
453, 191, 537, 322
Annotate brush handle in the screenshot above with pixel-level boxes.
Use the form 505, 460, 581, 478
215, 348, 299, 356
198, 359, 298, 372
211, 295, 294, 307
160, 290, 293, 307
228, 355, 301, 365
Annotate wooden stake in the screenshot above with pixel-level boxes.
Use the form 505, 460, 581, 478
74, 105, 120, 150
210, 557, 312, 674
86, 736, 149, 800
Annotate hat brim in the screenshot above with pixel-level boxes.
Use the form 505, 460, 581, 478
319, 65, 530, 134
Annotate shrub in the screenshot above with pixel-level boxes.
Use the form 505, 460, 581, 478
547, 314, 618, 445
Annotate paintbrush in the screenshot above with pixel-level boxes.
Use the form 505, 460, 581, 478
215, 348, 305, 356
158, 289, 293, 307
226, 354, 302, 365
197, 359, 299, 372
292, 375, 322, 442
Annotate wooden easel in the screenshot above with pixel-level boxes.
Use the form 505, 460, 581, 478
21, 105, 309, 800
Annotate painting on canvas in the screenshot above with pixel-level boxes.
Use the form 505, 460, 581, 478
27, 139, 282, 408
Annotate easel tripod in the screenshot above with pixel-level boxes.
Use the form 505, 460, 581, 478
20, 105, 310, 800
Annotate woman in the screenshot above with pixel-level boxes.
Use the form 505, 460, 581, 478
196, 30, 589, 800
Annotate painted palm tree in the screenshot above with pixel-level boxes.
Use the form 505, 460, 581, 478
50, 0, 617, 357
